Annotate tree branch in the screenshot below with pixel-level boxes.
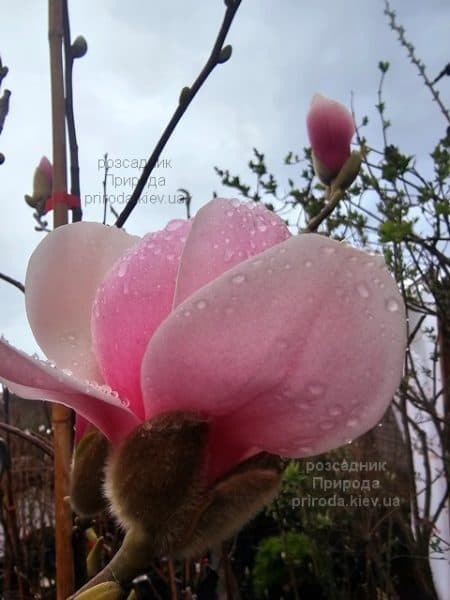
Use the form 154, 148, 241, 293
115, 0, 242, 228
0, 272, 25, 293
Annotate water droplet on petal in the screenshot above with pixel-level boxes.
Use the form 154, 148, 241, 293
298, 446, 313, 454
224, 248, 235, 263
386, 298, 399, 312
328, 406, 343, 417
117, 262, 128, 277
167, 254, 175, 261
251, 258, 263, 266
231, 199, 241, 208
231, 273, 246, 285
320, 421, 334, 431
257, 223, 267, 233
226, 210, 234, 218
196, 299, 207, 310
322, 246, 336, 255
304, 260, 312, 268
356, 283, 370, 298
183, 310, 191, 318
307, 383, 325, 396
346, 418, 359, 427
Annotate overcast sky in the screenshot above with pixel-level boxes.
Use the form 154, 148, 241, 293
0, 0, 449, 356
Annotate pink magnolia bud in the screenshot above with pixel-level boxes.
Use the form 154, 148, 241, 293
306, 94, 355, 183
38, 156, 53, 184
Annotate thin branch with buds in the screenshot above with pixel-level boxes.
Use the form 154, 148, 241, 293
115, 0, 242, 228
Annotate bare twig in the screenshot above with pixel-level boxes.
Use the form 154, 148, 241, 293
384, 0, 450, 124
0, 422, 54, 457
303, 187, 344, 233
102, 152, 109, 225
0, 272, 25, 293
115, 0, 242, 228
62, 0, 83, 222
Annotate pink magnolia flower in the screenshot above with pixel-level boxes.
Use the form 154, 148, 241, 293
0, 198, 405, 484
306, 94, 355, 182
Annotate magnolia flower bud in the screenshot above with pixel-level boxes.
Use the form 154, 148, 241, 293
71, 35, 88, 59
74, 582, 122, 600
70, 428, 109, 517
307, 94, 355, 185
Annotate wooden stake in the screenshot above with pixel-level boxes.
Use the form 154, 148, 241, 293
49, 0, 75, 597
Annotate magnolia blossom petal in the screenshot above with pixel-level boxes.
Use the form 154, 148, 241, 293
174, 198, 290, 306
142, 234, 406, 468
91, 220, 192, 418
0, 338, 140, 444
25, 222, 139, 383
306, 94, 355, 174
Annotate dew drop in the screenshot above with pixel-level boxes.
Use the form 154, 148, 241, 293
166, 254, 175, 261
231, 273, 246, 285
328, 406, 343, 417
121, 398, 130, 407
257, 223, 267, 233
298, 446, 313, 454
307, 383, 325, 396
304, 260, 312, 268
117, 262, 128, 277
153, 246, 161, 255
230, 199, 241, 208
196, 299, 207, 310
226, 210, 234, 218
322, 246, 336, 255
386, 298, 399, 312
356, 283, 370, 298
346, 418, 359, 428
278, 247, 287, 255
183, 310, 191, 318
224, 248, 235, 263
284, 263, 292, 270
320, 421, 334, 431
251, 258, 263, 267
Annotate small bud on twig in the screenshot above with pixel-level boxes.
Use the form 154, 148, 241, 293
218, 44, 233, 64
71, 35, 88, 59
179, 86, 191, 105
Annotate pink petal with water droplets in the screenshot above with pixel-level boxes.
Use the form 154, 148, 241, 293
142, 234, 405, 480
0, 338, 140, 444
91, 219, 192, 418
173, 198, 290, 306
25, 222, 139, 383
306, 94, 355, 174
